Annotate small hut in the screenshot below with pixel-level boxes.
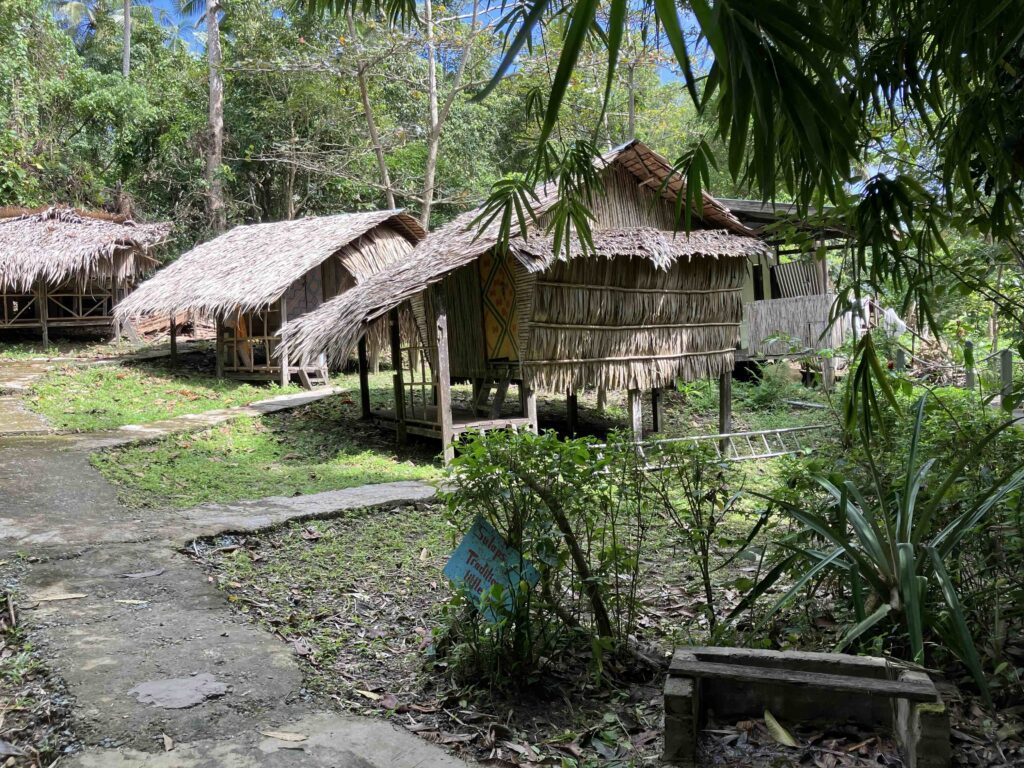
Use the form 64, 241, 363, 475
115, 210, 425, 388
0, 207, 170, 346
282, 142, 771, 458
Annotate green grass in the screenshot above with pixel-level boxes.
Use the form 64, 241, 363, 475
27, 354, 308, 431
0, 337, 134, 361
92, 362, 832, 510
94, 374, 440, 509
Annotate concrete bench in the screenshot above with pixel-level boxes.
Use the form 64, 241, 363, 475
663, 647, 950, 768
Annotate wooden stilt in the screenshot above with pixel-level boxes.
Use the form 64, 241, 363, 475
821, 356, 835, 391
357, 336, 372, 419
524, 381, 538, 433
389, 308, 407, 445
37, 282, 49, 350
112, 276, 122, 344
566, 389, 579, 437
651, 387, 664, 432
718, 372, 733, 455
279, 298, 290, 388
596, 385, 607, 415
435, 301, 454, 463
215, 316, 224, 379
628, 389, 643, 442
169, 314, 178, 366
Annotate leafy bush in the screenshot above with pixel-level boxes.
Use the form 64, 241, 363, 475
438, 430, 653, 686
746, 395, 1024, 701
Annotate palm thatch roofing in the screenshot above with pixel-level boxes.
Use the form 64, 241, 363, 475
0, 207, 170, 292
114, 209, 425, 320
281, 140, 770, 370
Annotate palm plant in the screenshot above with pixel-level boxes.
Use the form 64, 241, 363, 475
747, 397, 1024, 702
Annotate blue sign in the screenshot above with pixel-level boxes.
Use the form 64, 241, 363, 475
443, 516, 540, 623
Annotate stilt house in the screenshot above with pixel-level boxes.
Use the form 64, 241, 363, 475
0, 207, 170, 346
281, 141, 771, 458
115, 210, 424, 388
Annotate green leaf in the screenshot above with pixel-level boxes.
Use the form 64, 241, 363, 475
834, 604, 892, 652
764, 710, 798, 747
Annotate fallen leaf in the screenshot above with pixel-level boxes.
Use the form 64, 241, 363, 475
116, 599, 149, 606
764, 710, 799, 748
260, 731, 307, 742
162, 733, 174, 752
354, 689, 381, 701
0, 739, 25, 757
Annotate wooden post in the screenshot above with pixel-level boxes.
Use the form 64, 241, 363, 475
524, 379, 538, 433
37, 282, 49, 350
112, 276, 122, 344
964, 340, 976, 391
596, 385, 607, 415
566, 389, 579, 438
215, 316, 224, 379
651, 387, 664, 433
1000, 348, 1014, 412
628, 388, 643, 442
718, 372, 733, 456
357, 336, 372, 419
389, 308, 407, 444
821, 357, 835, 391
169, 314, 178, 366
279, 297, 290, 388
895, 348, 906, 372
435, 301, 454, 464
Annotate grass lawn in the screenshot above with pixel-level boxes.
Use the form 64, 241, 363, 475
26, 350, 309, 432
0, 336, 138, 361
93, 361, 834, 510
94, 371, 441, 509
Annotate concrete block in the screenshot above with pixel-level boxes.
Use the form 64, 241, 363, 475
896, 670, 951, 768
663, 676, 698, 766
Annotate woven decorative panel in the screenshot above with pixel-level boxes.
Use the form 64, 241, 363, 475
478, 250, 520, 361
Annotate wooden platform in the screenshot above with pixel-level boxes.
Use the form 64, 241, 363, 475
371, 405, 534, 441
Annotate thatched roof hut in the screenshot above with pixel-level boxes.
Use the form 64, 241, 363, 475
116, 209, 424, 388
0, 206, 170, 345
281, 141, 770, 455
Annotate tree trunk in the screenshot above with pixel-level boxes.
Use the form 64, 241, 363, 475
348, 13, 395, 209
420, 0, 439, 228
626, 63, 636, 140
121, 0, 131, 77
206, 0, 227, 233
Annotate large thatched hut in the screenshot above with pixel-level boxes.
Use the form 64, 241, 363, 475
282, 141, 770, 459
0, 207, 170, 346
115, 210, 424, 388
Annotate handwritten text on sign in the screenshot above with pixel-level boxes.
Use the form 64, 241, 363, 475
443, 516, 540, 623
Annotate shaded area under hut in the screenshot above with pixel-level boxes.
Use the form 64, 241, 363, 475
281, 140, 770, 459
0, 207, 170, 347
115, 210, 424, 389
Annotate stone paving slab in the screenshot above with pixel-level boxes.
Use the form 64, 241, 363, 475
0, 394, 51, 435
167, 481, 438, 544
68, 712, 467, 767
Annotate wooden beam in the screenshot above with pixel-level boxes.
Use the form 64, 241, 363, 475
651, 387, 664, 432
278, 298, 289, 388
718, 372, 733, 455
628, 388, 643, 441
566, 389, 579, 437
435, 301, 454, 464
389, 308, 407, 445
357, 336, 372, 419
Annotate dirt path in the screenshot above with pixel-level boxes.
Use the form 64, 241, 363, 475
0, 430, 454, 767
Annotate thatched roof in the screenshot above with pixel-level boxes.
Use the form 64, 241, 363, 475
114, 209, 424, 320
281, 141, 769, 369
508, 228, 766, 272
0, 207, 170, 292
